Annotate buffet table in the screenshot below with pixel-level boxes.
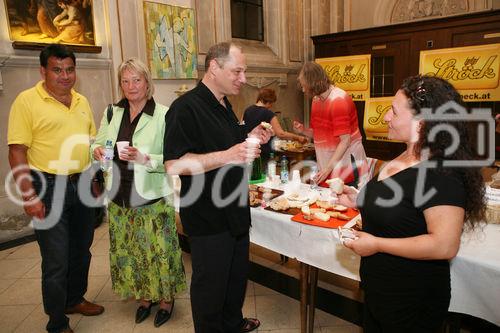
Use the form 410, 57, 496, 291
249, 188, 500, 331
449, 225, 500, 327
173, 176, 500, 331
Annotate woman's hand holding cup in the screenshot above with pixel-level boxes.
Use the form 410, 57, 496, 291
118, 143, 149, 165
116, 141, 130, 160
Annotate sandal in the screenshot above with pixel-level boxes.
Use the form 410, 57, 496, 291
239, 317, 260, 333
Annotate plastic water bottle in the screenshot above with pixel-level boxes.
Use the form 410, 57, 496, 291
101, 139, 114, 172
267, 153, 277, 180
280, 155, 289, 184
310, 165, 319, 190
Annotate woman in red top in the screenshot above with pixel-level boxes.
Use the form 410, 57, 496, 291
295, 61, 367, 186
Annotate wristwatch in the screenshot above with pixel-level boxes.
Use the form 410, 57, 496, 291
23, 194, 38, 202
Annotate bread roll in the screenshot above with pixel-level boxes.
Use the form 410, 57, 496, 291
261, 121, 272, 129
332, 204, 348, 212
326, 178, 344, 194
313, 212, 330, 222
327, 211, 350, 220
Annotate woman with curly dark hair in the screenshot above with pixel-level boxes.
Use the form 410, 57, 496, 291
339, 75, 485, 332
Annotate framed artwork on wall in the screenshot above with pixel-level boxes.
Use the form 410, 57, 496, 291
4, 0, 100, 52
143, 1, 198, 79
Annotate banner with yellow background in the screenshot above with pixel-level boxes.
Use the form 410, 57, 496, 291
315, 55, 371, 101
420, 43, 500, 101
363, 97, 400, 142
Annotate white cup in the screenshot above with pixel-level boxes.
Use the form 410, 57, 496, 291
116, 141, 129, 160
272, 175, 281, 186
246, 137, 260, 146
290, 180, 301, 194
245, 137, 260, 161
292, 170, 301, 183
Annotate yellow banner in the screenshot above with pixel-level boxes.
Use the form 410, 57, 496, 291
363, 97, 400, 142
419, 43, 500, 101
315, 55, 371, 101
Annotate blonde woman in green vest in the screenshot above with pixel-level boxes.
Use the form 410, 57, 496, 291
92, 58, 186, 328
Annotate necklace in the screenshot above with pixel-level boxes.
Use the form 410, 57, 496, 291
319, 86, 333, 101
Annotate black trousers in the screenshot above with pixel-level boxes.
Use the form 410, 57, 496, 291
189, 231, 249, 333
362, 285, 449, 333
32, 172, 95, 333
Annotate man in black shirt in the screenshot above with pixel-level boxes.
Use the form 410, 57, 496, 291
164, 42, 272, 332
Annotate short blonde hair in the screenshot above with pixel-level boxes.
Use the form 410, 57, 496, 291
117, 58, 154, 100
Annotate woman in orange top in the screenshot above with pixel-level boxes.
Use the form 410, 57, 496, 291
294, 61, 367, 187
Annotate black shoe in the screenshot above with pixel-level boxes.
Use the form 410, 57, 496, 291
135, 302, 156, 324
239, 318, 260, 333
154, 299, 174, 328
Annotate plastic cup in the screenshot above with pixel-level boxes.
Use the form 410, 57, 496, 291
272, 175, 281, 186
245, 137, 260, 146
245, 137, 260, 161
116, 141, 129, 160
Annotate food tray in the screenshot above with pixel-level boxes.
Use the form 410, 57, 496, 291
291, 206, 359, 229
264, 206, 301, 215
249, 187, 284, 207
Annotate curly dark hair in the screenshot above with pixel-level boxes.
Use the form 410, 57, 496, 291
401, 75, 485, 226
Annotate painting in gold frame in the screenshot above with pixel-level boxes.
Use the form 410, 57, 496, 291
4, 0, 97, 49
143, 1, 198, 79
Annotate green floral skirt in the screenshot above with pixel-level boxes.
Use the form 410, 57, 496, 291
108, 197, 186, 301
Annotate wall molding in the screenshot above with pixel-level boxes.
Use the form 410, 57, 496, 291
245, 72, 288, 88
0, 55, 112, 69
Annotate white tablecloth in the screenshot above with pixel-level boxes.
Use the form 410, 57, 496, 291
449, 224, 500, 326
250, 206, 361, 281
174, 176, 499, 327
250, 204, 500, 327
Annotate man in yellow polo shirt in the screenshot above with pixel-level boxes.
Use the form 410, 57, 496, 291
8, 44, 104, 333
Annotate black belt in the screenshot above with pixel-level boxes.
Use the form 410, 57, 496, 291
37, 171, 82, 183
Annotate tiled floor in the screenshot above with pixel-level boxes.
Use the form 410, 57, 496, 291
0, 223, 362, 332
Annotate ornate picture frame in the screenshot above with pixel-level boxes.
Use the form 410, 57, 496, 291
4, 0, 101, 53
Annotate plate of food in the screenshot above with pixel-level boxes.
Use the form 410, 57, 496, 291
248, 185, 284, 207
274, 140, 304, 152
264, 196, 301, 215
291, 202, 359, 228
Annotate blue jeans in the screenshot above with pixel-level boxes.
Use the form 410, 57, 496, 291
32, 171, 95, 333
